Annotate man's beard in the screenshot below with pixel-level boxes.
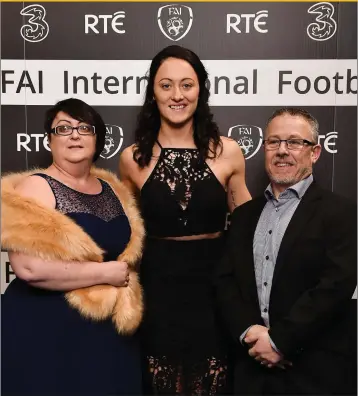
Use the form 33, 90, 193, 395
269, 175, 299, 186
269, 166, 312, 186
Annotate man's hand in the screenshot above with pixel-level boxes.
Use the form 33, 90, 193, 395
261, 358, 293, 370
244, 325, 292, 369
244, 324, 268, 345
248, 330, 283, 365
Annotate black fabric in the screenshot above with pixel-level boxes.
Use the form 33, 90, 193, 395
140, 147, 227, 237
1, 174, 142, 395
216, 183, 357, 395
140, 237, 231, 395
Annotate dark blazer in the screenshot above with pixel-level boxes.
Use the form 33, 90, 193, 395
216, 182, 357, 395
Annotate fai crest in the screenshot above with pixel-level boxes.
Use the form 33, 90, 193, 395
157, 5, 193, 41
100, 124, 124, 160
228, 124, 263, 160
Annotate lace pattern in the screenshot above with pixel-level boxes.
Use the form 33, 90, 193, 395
147, 355, 228, 395
153, 149, 213, 212
36, 174, 126, 222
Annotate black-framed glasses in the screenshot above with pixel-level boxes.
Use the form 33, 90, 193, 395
263, 138, 315, 151
51, 125, 96, 136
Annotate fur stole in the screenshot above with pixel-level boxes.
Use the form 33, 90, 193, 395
1, 167, 145, 335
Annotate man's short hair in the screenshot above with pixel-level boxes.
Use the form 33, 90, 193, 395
265, 108, 319, 144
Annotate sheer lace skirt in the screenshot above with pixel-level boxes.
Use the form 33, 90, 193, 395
144, 355, 228, 395
140, 237, 229, 395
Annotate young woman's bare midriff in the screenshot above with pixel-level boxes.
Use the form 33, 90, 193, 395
152, 231, 222, 241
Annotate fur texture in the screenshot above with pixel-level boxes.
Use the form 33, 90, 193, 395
1, 167, 145, 334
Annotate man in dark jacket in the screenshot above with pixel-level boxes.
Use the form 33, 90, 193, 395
216, 108, 357, 395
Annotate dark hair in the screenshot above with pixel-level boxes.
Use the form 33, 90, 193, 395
266, 108, 319, 144
133, 45, 222, 167
44, 98, 106, 162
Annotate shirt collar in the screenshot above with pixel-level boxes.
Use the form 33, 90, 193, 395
265, 174, 314, 201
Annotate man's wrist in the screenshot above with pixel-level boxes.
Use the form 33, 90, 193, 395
268, 334, 282, 355
239, 325, 253, 345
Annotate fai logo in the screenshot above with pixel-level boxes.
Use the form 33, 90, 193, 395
20, 4, 49, 43
157, 4, 193, 41
307, 2, 337, 41
228, 124, 263, 160
100, 124, 124, 160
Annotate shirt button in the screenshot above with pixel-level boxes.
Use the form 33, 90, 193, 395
263, 308, 268, 313
265, 255, 269, 260
264, 282, 268, 286
269, 230, 272, 234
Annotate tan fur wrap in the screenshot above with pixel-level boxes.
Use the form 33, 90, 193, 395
1, 167, 145, 334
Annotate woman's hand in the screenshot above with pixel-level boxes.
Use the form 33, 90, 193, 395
104, 261, 130, 287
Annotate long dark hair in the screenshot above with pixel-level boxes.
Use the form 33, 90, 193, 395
133, 45, 222, 168
44, 98, 106, 162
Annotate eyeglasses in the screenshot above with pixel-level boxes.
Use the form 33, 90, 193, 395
51, 125, 96, 136
263, 138, 315, 151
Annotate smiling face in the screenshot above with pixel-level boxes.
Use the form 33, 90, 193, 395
49, 111, 97, 164
153, 57, 200, 128
265, 114, 322, 195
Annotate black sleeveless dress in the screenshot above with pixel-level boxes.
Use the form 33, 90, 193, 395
1, 174, 142, 396
139, 144, 230, 395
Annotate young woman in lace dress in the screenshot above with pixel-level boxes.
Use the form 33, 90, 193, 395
119, 45, 252, 395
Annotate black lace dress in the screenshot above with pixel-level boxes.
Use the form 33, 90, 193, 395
139, 143, 230, 395
2, 174, 142, 396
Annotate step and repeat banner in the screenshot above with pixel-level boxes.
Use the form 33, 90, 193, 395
1, 2, 357, 294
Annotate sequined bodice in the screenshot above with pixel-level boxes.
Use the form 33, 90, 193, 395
33, 173, 131, 261
140, 147, 227, 237
36, 174, 125, 221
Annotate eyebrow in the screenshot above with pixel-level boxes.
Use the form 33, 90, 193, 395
56, 119, 72, 124
158, 78, 195, 83
56, 119, 88, 125
268, 134, 305, 139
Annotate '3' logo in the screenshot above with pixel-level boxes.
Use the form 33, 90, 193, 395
20, 4, 49, 43
307, 2, 337, 41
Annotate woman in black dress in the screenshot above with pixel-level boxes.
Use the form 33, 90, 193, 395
1, 98, 144, 395
119, 46, 252, 394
